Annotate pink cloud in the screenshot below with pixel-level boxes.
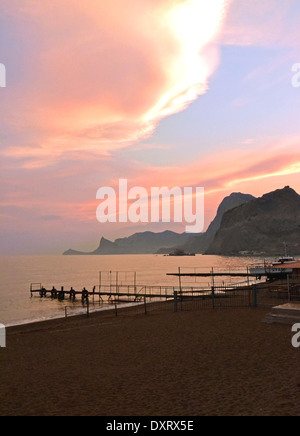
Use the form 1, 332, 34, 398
1, 0, 229, 167
117, 136, 299, 189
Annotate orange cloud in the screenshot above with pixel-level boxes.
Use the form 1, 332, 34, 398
1, 0, 229, 166
110, 136, 300, 193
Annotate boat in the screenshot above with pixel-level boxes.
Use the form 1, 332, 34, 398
250, 256, 300, 280
165, 249, 196, 257
272, 256, 296, 265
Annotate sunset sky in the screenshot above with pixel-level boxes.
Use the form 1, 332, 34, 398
1, 0, 300, 254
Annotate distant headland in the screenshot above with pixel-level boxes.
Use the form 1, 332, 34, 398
63, 187, 300, 257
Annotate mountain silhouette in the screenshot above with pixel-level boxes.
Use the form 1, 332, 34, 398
206, 186, 300, 256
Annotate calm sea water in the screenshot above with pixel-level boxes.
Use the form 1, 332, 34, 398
0, 254, 260, 326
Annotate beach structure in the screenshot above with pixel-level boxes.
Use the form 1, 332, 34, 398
264, 303, 300, 324
30, 266, 264, 312
250, 258, 300, 281
250, 258, 300, 324
30, 263, 300, 316
0, 323, 6, 348
31, 282, 182, 302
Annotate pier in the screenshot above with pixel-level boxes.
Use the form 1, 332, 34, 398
30, 267, 300, 314
30, 267, 264, 311
30, 283, 178, 301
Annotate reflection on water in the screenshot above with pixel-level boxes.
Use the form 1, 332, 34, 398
0, 254, 262, 325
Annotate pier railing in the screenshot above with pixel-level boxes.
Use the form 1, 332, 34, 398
30, 270, 300, 320
30, 280, 262, 315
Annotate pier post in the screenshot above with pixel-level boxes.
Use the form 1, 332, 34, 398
58, 287, 65, 301
86, 299, 90, 318
174, 291, 178, 312
211, 267, 216, 309
252, 285, 258, 308
81, 288, 89, 303
178, 268, 182, 298
212, 286, 215, 309
70, 287, 76, 301
40, 287, 47, 298
144, 297, 147, 315
287, 274, 291, 302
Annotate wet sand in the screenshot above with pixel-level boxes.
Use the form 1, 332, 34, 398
0, 306, 300, 416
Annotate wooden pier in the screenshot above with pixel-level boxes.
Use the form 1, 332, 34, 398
30, 283, 179, 302
30, 280, 262, 304
29, 267, 300, 315
167, 271, 252, 278
167, 266, 254, 279
29, 266, 271, 316
30, 266, 264, 303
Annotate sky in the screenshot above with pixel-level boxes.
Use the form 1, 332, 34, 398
1, 0, 300, 255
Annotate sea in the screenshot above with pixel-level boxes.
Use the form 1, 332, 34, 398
0, 254, 261, 327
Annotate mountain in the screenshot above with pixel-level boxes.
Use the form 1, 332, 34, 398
63, 231, 193, 255
64, 187, 300, 256
206, 187, 300, 256
157, 192, 256, 254
63, 192, 256, 256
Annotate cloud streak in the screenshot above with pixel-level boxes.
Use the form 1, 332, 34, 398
5, 134, 298, 220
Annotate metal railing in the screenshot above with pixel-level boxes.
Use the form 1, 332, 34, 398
29, 277, 300, 322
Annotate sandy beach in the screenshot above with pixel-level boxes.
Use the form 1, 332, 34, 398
1, 305, 300, 416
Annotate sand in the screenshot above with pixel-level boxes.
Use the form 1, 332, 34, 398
0, 305, 300, 416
